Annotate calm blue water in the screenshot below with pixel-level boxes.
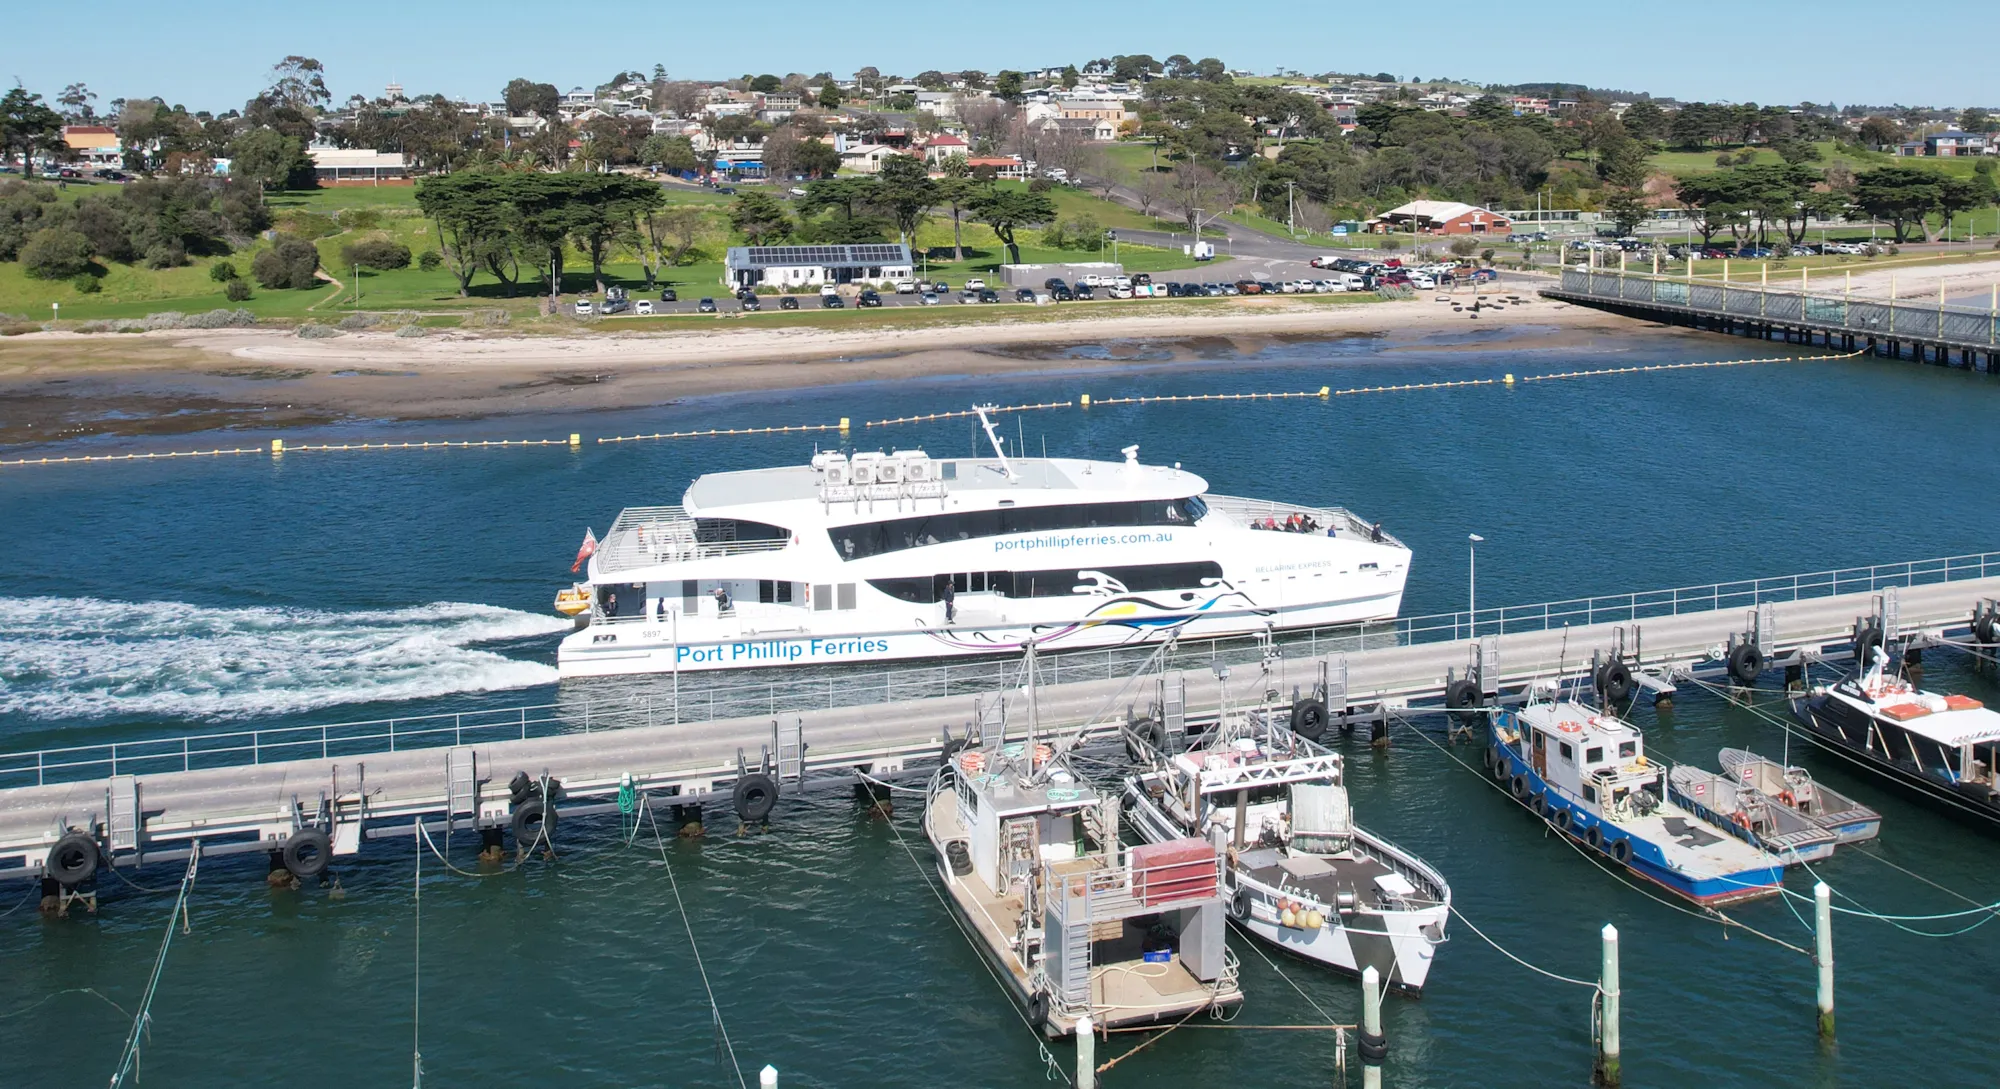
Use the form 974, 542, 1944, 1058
2, 325, 1998, 1087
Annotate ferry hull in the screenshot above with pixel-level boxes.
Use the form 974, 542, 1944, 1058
1791, 695, 2000, 832
558, 591, 1403, 678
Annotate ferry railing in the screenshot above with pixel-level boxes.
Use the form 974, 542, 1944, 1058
3, 550, 1997, 789
1201, 494, 1401, 547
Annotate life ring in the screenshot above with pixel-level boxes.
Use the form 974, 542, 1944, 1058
1556, 719, 1585, 734
44, 831, 99, 886
511, 798, 557, 847
1291, 698, 1330, 740
1778, 789, 1796, 807
1584, 825, 1604, 853
1596, 659, 1633, 703
1229, 889, 1251, 921
1727, 643, 1765, 687
959, 749, 987, 774
1552, 807, 1573, 833
281, 827, 333, 880
732, 772, 779, 823
1509, 773, 1530, 801
1445, 679, 1483, 727
1610, 837, 1633, 865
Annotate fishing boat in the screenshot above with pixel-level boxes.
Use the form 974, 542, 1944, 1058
556, 405, 1410, 678
924, 741, 1244, 1037
1490, 699, 1785, 905
1666, 763, 1838, 863
1790, 651, 2000, 829
1122, 707, 1451, 993
1717, 748, 1882, 844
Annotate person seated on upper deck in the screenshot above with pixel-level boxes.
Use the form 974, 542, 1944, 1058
712, 587, 733, 614
1370, 522, 1384, 543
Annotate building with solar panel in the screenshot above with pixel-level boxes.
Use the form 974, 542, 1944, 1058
723, 244, 915, 290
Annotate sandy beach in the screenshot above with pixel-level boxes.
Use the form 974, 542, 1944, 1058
0, 292, 1654, 445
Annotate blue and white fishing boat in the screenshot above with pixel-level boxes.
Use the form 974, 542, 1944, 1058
1489, 700, 1785, 906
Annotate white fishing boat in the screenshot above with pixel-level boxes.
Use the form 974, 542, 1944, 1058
1666, 763, 1838, 863
923, 742, 1244, 1036
1122, 706, 1451, 993
557, 406, 1409, 678
1717, 748, 1882, 844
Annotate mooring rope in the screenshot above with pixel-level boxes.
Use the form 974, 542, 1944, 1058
107, 847, 199, 1089
639, 799, 749, 1089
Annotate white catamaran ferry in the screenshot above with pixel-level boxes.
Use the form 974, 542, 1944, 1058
557, 408, 1410, 678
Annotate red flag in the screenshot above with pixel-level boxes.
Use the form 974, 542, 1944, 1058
571, 528, 598, 573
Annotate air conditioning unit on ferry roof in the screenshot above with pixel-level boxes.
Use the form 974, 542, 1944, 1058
849, 451, 884, 485
812, 450, 850, 485
896, 449, 932, 482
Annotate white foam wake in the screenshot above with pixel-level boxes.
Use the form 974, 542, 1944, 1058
0, 597, 570, 721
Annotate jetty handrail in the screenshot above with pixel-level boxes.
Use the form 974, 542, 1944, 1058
3, 549, 1997, 789
1553, 268, 2000, 347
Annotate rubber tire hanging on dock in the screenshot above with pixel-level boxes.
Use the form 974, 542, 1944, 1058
1290, 698, 1329, 741
1610, 837, 1633, 865
1726, 643, 1765, 687
44, 832, 98, 886
1852, 625, 1883, 668
1445, 680, 1484, 727
733, 773, 779, 823
1552, 808, 1572, 833
1229, 889, 1251, 921
1596, 659, 1633, 703
281, 828, 332, 880
1126, 718, 1170, 761
1510, 774, 1530, 801
1584, 825, 1604, 853
1027, 992, 1049, 1032
511, 798, 556, 847
1974, 610, 2000, 647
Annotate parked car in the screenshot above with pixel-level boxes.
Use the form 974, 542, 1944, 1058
1737, 246, 1773, 258
1014, 287, 1037, 302
574, 298, 594, 315
958, 291, 979, 304
1108, 285, 1133, 299
634, 299, 654, 315
821, 294, 844, 308
964, 278, 987, 291
1074, 284, 1094, 299
857, 289, 882, 307
1044, 277, 1069, 292
1235, 280, 1263, 294
931, 281, 949, 294
741, 295, 761, 311
697, 297, 717, 313
893, 279, 918, 294
780, 295, 799, 310
602, 298, 631, 314
819, 283, 839, 296
1051, 286, 1073, 301
920, 292, 939, 305
659, 287, 678, 302
977, 289, 999, 303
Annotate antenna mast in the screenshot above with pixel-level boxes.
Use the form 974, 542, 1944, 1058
973, 403, 1017, 480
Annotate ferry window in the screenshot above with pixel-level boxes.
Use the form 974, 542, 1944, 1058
989, 562, 1224, 599
1558, 741, 1573, 762
1585, 746, 1604, 764
825, 499, 1200, 561
1532, 731, 1545, 753
813, 584, 832, 612
941, 462, 958, 480
1618, 741, 1635, 759
759, 580, 775, 604
837, 583, 856, 610
695, 518, 789, 544
868, 577, 936, 604
682, 580, 699, 609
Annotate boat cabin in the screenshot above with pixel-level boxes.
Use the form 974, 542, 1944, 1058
1505, 702, 1662, 817
1821, 676, 2000, 794
1166, 734, 1353, 855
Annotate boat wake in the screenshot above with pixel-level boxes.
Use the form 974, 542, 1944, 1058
0, 597, 568, 721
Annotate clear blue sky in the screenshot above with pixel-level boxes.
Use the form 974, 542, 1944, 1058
7, 0, 1990, 115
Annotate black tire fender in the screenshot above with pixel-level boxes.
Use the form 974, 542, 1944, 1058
1727, 643, 1765, 686
1027, 991, 1050, 1031
281, 827, 332, 880
1853, 625, 1884, 667
1597, 658, 1633, 703
732, 772, 779, 823
1229, 888, 1251, 921
44, 831, 99, 886
1510, 773, 1530, 801
1491, 747, 1511, 782
1445, 679, 1483, 726
1291, 698, 1330, 741
1585, 824, 1604, 853
1552, 807, 1573, 833
511, 798, 556, 847
1610, 837, 1634, 865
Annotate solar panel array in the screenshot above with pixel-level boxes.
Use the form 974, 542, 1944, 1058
737, 245, 909, 267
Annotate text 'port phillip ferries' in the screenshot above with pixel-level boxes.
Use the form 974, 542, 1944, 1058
556, 406, 1410, 677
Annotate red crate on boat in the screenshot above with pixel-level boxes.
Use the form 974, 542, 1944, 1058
1130, 838, 1218, 906
1945, 694, 1984, 711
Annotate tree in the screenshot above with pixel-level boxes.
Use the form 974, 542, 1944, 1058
569, 172, 664, 293
251, 235, 321, 289
416, 170, 514, 296
1112, 55, 1163, 82
20, 227, 95, 280
340, 238, 412, 271
58, 83, 97, 122
640, 204, 709, 284
794, 138, 842, 179
1, 89, 65, 176
228, 127, 310, 192
1959, 107, 1996, 135
503, 78, 561, 119
872, 154, 937, 247
933, 174, 977, 260
1061, 66, 1079, 90
969, 186, 1054, 263
728, 190, 791, 245
1167, 159, 1235, 234
1851, 166, 1947, 242
1855, 116, 1902, 150
994, 71, 1025, 104
1602, 187, 1649, 236
817, 83, 842, 110
265, 56, 332, 114
1620, 100, 1667, 143
749, 74, 782, 94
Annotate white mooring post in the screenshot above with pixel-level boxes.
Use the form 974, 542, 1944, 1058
1815, 881, 1835, 1040
759, 1064, 777, 1088
1075, 1015, 1095, 1089
1360, 965, 1384, 1089
1596, 924, 1621, 1087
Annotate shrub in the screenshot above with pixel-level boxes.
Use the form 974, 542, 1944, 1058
224, 278, 252, 302
297, 323, 343, 338
140, 311, 187, 331
336, 208, 382, 230
336, 312, 381, 330
1, 324, 39, 336
279, 210, 340, 239
1887, 244, 1900, 256
1448, 237, 1479, 256
1379, 238, 1401, 251
472, 309, 510, 327
182, 308, 257, 329
71, 273, 102, 294
252, 236, 322, 289
418, 249, 442, 272
338, 238, 412, 271
1714, 153, 1734, 167
1480, 248, 1495, 263
395, 324, 426, 338
1027, 178, 1054, 193
1733, 149, 1757, 165
20, 227, 96, 280
210, 261, 239, 283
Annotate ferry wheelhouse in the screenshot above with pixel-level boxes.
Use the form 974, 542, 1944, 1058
557, 410, 1410, 678
1490, 700, 1785, 906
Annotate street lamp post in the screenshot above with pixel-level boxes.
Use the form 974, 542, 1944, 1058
1468, 533, 1484, 629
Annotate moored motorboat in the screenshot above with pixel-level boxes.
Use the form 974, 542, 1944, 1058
1666, 763, 1838, 863
923, 740, 1243, 1037
1491, 699, 1785, 906
1122, 708, 1451, 992
1717, 747, 1882, 844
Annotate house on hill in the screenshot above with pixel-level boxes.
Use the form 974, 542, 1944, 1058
1368, 200, 1512, 235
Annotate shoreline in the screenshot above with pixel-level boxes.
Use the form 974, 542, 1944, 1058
0, 295, 1663, 447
